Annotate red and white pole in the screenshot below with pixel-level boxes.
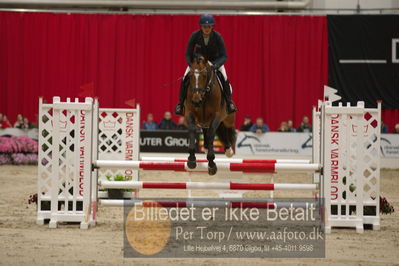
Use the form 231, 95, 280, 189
94, 160, 320, 173
99, 180, 317, 190
140, 156, 311, 164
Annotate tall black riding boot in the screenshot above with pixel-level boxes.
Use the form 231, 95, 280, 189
174, 76, 189, 115
223, 80, 238, 114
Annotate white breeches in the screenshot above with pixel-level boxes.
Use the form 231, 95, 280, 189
184, 64, 232, 92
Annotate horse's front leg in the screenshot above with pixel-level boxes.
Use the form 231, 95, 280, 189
202, 128, 209, 154
187, 114, 197, 169
206, 118, 220, 175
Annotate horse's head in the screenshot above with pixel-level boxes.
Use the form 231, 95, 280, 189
188, 55, 214, 107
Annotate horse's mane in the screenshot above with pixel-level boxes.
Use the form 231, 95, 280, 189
193, 53, 207, 65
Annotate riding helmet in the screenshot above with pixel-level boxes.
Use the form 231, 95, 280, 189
199, 14, 215, 26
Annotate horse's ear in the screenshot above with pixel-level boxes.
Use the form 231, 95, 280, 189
194, 53, 202, 64
200, 56, 207, 66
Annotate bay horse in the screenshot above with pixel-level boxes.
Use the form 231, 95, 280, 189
185, 55, 236, 175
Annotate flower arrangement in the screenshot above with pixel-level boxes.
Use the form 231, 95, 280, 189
0, 136, 38, 165
11, 153, 38, 165
0, 136, 38, 153
0, 153, 12, 165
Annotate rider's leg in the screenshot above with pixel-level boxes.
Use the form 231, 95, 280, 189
218, 65, 237, 114
174, 67, 190, 116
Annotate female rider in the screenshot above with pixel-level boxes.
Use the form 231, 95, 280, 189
174, 14, 237, 115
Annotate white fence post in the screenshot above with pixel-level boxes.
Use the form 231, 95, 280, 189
44, 97, 95, 229
97, 106, 140, 199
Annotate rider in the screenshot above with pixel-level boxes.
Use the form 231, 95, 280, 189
174, 14, 238, 115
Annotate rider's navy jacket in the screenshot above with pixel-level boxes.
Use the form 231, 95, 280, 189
185, 30, 227, 68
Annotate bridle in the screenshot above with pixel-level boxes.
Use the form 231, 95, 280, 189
189, 63, 215, 95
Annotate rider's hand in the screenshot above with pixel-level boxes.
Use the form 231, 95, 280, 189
211, 64, 218, 71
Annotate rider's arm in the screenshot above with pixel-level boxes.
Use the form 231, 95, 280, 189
212, 34, 227, 68
185, 32, 196, 65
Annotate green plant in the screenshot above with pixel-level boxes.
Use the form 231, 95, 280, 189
106, 174, 128, 181
104, 174, 135, 192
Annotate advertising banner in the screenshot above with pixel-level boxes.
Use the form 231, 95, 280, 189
236, 132, 399, 158
381, 134, 399, 157
140, 130, 197, 153
235, 132, 313, 156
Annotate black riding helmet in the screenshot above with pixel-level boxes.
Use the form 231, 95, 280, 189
199, 14, 215, 26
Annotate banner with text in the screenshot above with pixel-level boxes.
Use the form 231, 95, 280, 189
381, 134, 399, 157
140, 130, 198, 153
236, 132, 399, 158
235, 132, 313, 156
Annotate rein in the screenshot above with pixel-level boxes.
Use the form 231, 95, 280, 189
189, 63, 215, 95
205, 67, 215, 93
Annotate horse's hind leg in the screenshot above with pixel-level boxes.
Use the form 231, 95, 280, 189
206, 118, 220, 175
216, 122, 235, 158
225, 146, 234, 157
223, 115, 237, 157
186, 114, 197, 169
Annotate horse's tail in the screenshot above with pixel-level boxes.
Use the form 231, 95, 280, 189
216, 122, 237, 150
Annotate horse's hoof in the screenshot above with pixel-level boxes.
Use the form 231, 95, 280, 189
225, 148, 234, 158
203, 148, 208, 154
187, 161, 197, 169
208, 165, 217, 175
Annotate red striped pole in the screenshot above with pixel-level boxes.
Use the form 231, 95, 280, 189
99, 180, 317, 190
94, 160, 320, 173
99, 199, 277, 209
174, 159, 277, 163
140, 156, 311, 164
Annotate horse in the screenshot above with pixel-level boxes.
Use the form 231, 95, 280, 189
184, 55, 236, 175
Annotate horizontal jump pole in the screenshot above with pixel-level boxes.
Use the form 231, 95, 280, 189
94, 160, 320, 173
99, 180, 317, 190
99, 199, 277, 209
140, 156, 311, 164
